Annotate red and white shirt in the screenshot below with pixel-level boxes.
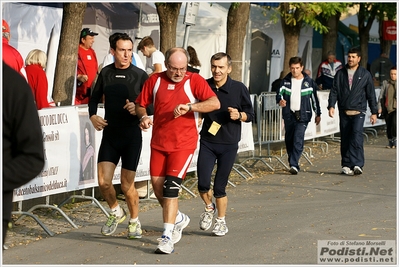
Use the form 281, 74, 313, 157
136, 72, 216, 152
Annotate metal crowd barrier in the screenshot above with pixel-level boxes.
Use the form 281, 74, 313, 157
240, 92, 289, 171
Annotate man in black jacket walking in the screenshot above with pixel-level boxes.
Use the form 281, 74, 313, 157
328, 47, 378, 175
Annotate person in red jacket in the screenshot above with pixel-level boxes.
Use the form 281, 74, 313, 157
75, 28, 99, 105
2, 19, 27, 79
25, 49, 51, 110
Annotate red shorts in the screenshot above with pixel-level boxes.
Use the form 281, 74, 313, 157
150, 148, 194, 179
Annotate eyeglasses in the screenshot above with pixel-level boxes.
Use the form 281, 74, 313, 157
167, 64, 187, 73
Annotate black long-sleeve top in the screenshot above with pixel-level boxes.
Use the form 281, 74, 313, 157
3, 62, 45, 222
200, 76, 255, 144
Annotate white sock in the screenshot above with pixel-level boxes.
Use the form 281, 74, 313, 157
111, 205, 122, 217
129, 217, 139, 224
163, 223, 175, 239
175, 210, 184, 224
217, 216, 225, 222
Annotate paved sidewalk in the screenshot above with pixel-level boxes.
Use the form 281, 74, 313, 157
2, 136, 396, 265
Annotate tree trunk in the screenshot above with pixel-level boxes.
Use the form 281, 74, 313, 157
155, 3, 181, 54
226, 3, 250, 82
280, 3, 302, 75
52, 3, 87, 106
321, 13, 340, 60
357, 3, 377, 68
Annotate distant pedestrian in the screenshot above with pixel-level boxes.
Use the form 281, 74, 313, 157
370, 52, 394, 86
316, 51, 342, 90
276, 57, 321, 175
328, 47, 378, 175
187, 46, 201, 73
137, 36, 166, 76
377, 66, 397, 148
271, 70, 285, 92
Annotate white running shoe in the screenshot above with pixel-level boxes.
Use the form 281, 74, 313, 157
155, 235, 174, 254
199, 205, 216, 231
341, 166, 354, 175
212, 218, 229, 236
127, 220, 142, 239
171, 213, 190, 244
101, 208, 126, 236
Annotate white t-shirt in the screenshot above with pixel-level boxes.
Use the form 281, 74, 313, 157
146, 49, 167, 74
290, 78, 303, 112
102, 52, 145, 71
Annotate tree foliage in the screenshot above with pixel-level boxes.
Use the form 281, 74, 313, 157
273, 3, 346, 74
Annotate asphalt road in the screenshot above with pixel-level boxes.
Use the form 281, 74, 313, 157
2, 135, 396, 266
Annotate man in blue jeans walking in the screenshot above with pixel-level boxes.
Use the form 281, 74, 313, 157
276, 56, 321, 174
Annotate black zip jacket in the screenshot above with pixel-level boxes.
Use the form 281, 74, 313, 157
328, 64, 378, 114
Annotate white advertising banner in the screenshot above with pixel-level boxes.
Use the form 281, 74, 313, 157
13, 106, 80, 202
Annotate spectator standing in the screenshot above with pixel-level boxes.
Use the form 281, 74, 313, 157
102, 32, 145, 71
2, 19, 27, 79
328, 47, 378, 175
197, 52, 254, 237
370, 52, 394, 86
135, 47, 220, 254
137, 36, 166, 76
88, 33, 149, 239
25, 49, 51, 110
187, 46, 201, 73
2, 62, 45, 246
377, 66, 397, 148
276, 57, 321, 175
76, 28, 99, 105
316, 51, 342, 90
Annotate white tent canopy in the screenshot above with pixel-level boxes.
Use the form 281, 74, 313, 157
2, 2, 63, 103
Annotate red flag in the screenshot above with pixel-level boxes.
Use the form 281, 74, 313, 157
383, 21, 397, 41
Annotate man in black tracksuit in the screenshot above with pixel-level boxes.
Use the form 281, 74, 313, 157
276, 56, 321, 175
328, 47, 378, 175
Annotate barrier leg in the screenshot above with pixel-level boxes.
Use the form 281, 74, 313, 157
138, 180, 159, 202
11, 211, 55, 237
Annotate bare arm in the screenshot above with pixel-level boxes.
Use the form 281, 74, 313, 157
149, 63, 164, 77
136, 104, 153, 131
174, 96, 220, 118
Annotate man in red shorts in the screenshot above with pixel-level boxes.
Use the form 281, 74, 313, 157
135, 47, 220, 254
76, 28, 99, 105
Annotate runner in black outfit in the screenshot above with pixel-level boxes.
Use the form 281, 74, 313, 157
88, 33, 151, 239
